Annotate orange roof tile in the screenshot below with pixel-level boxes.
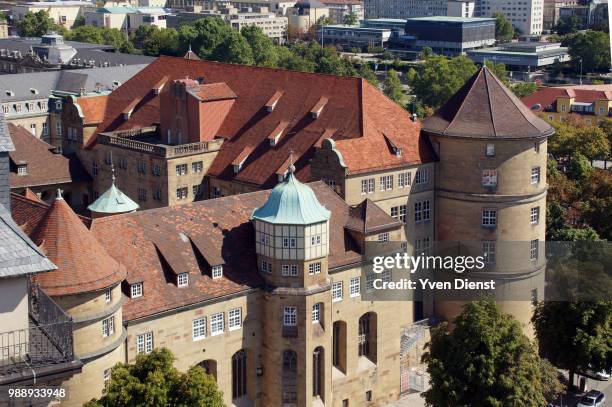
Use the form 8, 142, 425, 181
76, 94, 110, 125
192, 82, 237, 102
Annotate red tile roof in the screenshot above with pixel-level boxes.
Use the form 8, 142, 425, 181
424, 67, 553, 139
346, 198, 402, 234
10, 193, 91, 235
8, 124, 90, 189
86, 56, 434, 188
191, 82, 238, 102
29, 196, 126, 296
522, 86, 612, 112
76, 94, 110, 125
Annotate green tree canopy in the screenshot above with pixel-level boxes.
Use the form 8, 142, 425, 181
84, 348, 223, 407
134, 26, 180, 56
493, 12, 515, 42
565, 30, 611, 73
210, 29, 254, 65
422, 300, 558, 407
16, 10, 59, 37
179, 17, 234, 59
383, 69, 403, 104
241, 25, 278, 67
342, 12, 358, 26
556, 15, 581, 35
512, 82, 538, 98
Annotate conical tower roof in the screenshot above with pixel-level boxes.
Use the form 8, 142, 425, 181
88, 181, 139, 215
252, 166, 331, 225
32, 194, 126, 296
422, 66, 554, 139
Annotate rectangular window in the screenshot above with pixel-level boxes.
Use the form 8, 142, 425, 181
138, 188, 147, 202
378, 232, 389, 243
391, 205, 407, 222
130, 282, 143, 298
482, 209, 497, 227
177, 273, 188, 287
103, 368, 111, 382
105, 288, 112, 303
531, 167, 540, 184
282, 264, 299, 277
349, 276, 360, 297
92, 161, 99, 176
211, 313, 224, 335
311, 235, 322, 246
102, 316, 114, 337
379, 175, 393, 191
482, 241, 496, 264
228, 308, 242, 330
414, 237, 431, 256
361, 178, 375, 194
193, 317, 206, 340
212, 265, 223, 279
260, 234, 270, 245
398, 171, 411, 188
17, 165, 27, 175
365, 273, 376, 292
137, 161, 146, 174
192, 161, 203, 173
42, 122, 48, 136
282, 237, 297, 248
486, 144, 495, 157
308, 262, 321, 275
332, 281, 343, 302
283, 306, 297, 326
312, 303, 321, 323
261, 260, 272, 274
152, 163, 161, 176
153, 187, 162, 201
136, 332, 153, 354
176, 164, 188, 175
176, 187, 188, 200
415, 169, 429, 184
530, 239, 539, 261
381, 269, 392, 283
193, 184, 201, 198
414, 200, 431, 223
530, 207, 539, 224
482, 169, 498, 187
56, 121, 62, 135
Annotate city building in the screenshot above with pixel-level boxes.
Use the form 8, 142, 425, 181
287, 0, 330, 34
12, 1, 95, 29
467, 41, 571, 69
389, 16, 496, 58
85, 6, 170, 31
447, 0, 476, 17
522, 84, 612, 125
168, 0, 298, 15
363, 0, 446, 20
319, 0, 364, 24
0, 33, 154, 74
543, 0, 579, 31
318, 24, 391, 49
558, 0, 608, 30
473, 0, 545, 35
8, 123, 91, 209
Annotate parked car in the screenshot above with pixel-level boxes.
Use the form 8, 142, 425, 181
583, 365, 611, 381
577, 390, 606, 407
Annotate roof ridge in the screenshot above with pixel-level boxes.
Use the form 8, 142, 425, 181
483, 68, 498, 138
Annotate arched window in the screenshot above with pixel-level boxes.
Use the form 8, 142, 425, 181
313, 346, 324, 400
282, 350, 297, 405
198, 359, 217, 381
358, 312, 377, 363
232, 350, 247, 399
333, 320, 347, 373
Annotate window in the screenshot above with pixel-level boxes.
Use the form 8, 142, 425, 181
176, 187, 188, 200
55, 100, 62, 111
282, 264, 298, 277
482, 169, 498, 187
153, 186, 162, 201
137, 161, 146, 174
104, 288, 112, 303
308, 262, 321, 275
177, 272, 188, 287
283, 306, 297, 326
102, 316, 114, 337
311, 235, 322, 246
212, 265, 223, 279
232, 350, 247, 399
365, 273, 376, 292
14, 104, 21, 113
414, 200, 431, 223
312, 302, 321, 323
530, 239, 539, 261
350, 276, 360, 297
2, 105, 8, 114
40, 101, 47, 110
103, 369, 111, 382
414, 237, 431, 256
176, 164, 188, 175
228, 308, 242, 330
67, 127, 77, 141
26, 102, 34, 111
415, 169, 429, 184
530, 207, 539, 224
211, 312, 224, 335
138, 188, 147, 202
137, 332, 153, 354
361, 178, 375, 194
482, 209, 497, 227
192, 161, 203, 173
332, 281, 343, 302
17, 164, 27, 175
398, 171, 411, 188
282, 237, 297, 248
358, 313, 372, 358
152, 163, 161, 176
391, 205, 407, 222
193, 184, 201, 198
261, 260, 272, 274
486, 143, 495, 157
313, 347, 324, 398
42, 122, 48, 136
365, 390, 373, 401
379, 175, 393, 191
531, 167, 540, 184
381, 269, 392, 283
192, 317, 206, 340
534, 142, 540, 153
482, 241, 496, 264
282, 350, 297, 404
378, 232, 389, 243
130, 282, 143, 298
260, 234, 271, 245
531, 288, 538, 305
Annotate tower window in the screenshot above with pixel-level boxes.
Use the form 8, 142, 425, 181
282, 264, 299, 277
482, 241, 496, 264
378, 232, 389, 243
261, 260, 272, 274
102, 316, 114, 337
282, 237, 297, 248
531, 167, 540, 184
283, 306, 297, 326
313, 347, 324, 398
482, 169, 498, 187
231, 350, 247, 399
530, 239, 539, 261
530, 207, 540, 224
482, 209, 497, 227
104, 288, 112, 303
332, 281, 343, 302
311, 235, 322, 246
414, 200, 431, 223
176, 164, 188, 175
282, 350, 297, 404
486, 144, 495, 157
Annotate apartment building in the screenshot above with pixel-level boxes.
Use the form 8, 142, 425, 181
474, 0, 545, 35
363, 0, 446, 20
319, 0, 365, 24
12, 1, 94, 29
85, 6, 170, 32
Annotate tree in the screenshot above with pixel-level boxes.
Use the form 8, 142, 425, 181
383, 69, 403, 105
555, 15, 581, 35
565, 30, 611, 73
276, 45, 316, 72
512, 82, 538, 98
540, 359, 566, 402
493, 12, 514, 42
419, 46, 433, 60
210, 30, 254, 65
568, 152, 593, 182
342, 12, 358, 26
533, 301, 612, 388
484, 60, 510, 86
241, 25, 278, 67
179, 17, 234, 59
412, 55, 477, 109
358, 63, 378, 85
16, 10, 59, 37
574, 126, 609, 161
422, 300, 555, 407
65, 25, 104, 44
84, 348, 223, 407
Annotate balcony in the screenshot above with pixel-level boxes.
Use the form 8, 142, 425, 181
0, 285, 82, 386
98, 127, 224, 159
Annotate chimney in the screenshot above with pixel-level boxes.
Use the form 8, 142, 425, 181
0, 113, 15, 212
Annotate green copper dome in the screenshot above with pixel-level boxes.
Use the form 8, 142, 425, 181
252, 167, 330, 225
88, 182, 139, 215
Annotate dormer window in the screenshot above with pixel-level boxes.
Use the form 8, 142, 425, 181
211, 265, 223, 279
486, 144, 495, 157
177, 273, 188, 287
17, 164, 27, 175
395, 147, 402, 157
130, 282, 143, 298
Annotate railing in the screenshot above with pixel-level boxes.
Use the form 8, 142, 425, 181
97, 131, 224, 158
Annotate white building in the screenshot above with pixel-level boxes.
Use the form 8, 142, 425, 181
474, 0, 544, 34
319, 0, 364, 25
363, 0, 446, 19
12, 1, 95, 29
447, 0, 475, 18
85, 6, 169, 31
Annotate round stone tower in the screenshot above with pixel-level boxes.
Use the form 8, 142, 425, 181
31, 193, 127, 406
422, 66, 553, 334
251, 165, 333, 406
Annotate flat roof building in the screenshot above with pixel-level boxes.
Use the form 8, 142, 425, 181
364, 0, 446, 19
319, 24, 392, 49
467, 41, 571, 69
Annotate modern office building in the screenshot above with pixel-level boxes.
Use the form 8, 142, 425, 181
319, 0, 364, 24
467, 41, 571, 69
318, 24, 392, 48
473, 0, 545, 35
447, 0, 476, 17
363, 0, 446, 19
